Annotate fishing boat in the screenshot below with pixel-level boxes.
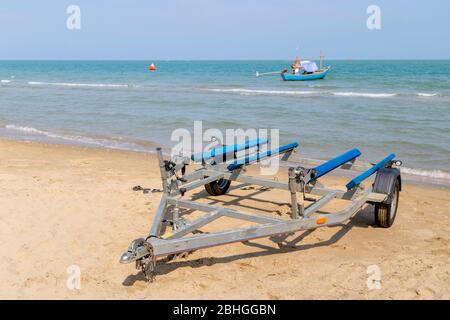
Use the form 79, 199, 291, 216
281, 65, 331, 81
255, 51, 331, 81
281, 52, 331, 81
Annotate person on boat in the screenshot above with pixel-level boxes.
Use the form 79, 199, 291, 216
291, 56, 302, 74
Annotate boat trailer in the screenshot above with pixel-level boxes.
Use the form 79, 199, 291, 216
120, 139, 402, 281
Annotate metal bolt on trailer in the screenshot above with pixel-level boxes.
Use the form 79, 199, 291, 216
120, 139, 402, 281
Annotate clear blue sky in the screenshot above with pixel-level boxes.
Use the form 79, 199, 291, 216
1, 0, 449, 60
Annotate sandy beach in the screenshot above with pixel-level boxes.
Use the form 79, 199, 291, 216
0, 138, 449, 299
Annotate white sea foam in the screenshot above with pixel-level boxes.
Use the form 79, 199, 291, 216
27, 81, 131, 88
1, 80, 11, 83
206, 88, 401, 98
332, 92, 398, 98
6, 125, 40, 133
206, 88, 318, 95
401, 167, 450, 180
6, 124, 101, 144
416, 92, 440, 97
4, 124, 142, 151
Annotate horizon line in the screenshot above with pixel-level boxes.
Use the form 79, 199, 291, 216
0, 58, 449, 61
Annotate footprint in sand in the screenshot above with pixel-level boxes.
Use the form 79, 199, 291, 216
425, 236, 449, 246
267, 292, 280, 300
330, 243, 349, 250
238, 261, 256, 269
431, 248, 448, 256
415, 286, 436, 299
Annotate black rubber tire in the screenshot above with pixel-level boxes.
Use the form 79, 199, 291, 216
374, 179, 400, 228
204, 178, 231, 196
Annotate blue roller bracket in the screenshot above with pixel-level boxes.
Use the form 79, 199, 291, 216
311, 148, 362, 181
345, 153, 395, 190
227, 142, 299, 171
191, 138, 269, 162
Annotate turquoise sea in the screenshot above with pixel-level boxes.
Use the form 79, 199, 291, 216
0, 60, 449, 184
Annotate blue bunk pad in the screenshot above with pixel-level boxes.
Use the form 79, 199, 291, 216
191, 138, 269, 162
227, 142, 299, 171
312, 148, 362, 181
345, 153, 395, 190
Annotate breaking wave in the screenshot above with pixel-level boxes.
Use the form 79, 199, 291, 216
400, 167, 450, 180
27, 81, 132, 88
416, 92, 440, 97
206, 88, 318, 95
331, 92, 398, 98
205, 88, 443, 99
3, 124, 146, 152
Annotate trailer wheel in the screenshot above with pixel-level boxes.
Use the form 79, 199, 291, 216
205, 178, 231, 196
375, 179, 399, 228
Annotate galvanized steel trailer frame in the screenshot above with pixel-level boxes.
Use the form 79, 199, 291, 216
120, 139, 401, 281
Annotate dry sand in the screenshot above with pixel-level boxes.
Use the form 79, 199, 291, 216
0, 139, 449, 299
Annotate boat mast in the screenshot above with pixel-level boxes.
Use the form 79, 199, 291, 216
320, 50, 324, 70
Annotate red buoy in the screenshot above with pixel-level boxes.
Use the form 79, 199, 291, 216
149, 63, 156, 71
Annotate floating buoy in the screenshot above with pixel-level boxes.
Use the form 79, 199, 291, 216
148, 63, 156, 71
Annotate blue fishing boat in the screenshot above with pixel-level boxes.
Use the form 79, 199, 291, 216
255, 52, 332, 81
281, 66, 331, 81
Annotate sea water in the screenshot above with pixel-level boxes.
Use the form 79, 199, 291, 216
0, 60, 449, 184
